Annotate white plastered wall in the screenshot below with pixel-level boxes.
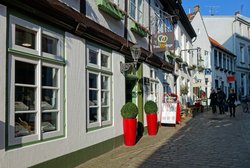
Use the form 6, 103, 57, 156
0, 31, 126, 168
0, 4, 7, 166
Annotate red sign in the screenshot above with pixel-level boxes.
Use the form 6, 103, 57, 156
227, 75, 235, 82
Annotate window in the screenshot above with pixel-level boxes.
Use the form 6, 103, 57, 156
230, 58, 234, 72
129, 0, 144, 24
214, 50, 218, 67
240, 44, 245, 63
86, 45, 112, 129
241, 73, 246, 95
153, 0, 165, 33
248, 47, 250, 64
248, 27, 250, 38
218, 52, 222, 67
227, 57, 229, 70
8, 16, 64, 146
149, 68, 159, 102
240, 23, 243, 35
223, 54, 226, 69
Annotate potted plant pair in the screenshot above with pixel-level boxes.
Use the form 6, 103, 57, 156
120, 102, 138, 146
144, 100, 158, 135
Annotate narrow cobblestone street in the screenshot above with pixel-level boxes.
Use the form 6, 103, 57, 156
76, 106, 250, 168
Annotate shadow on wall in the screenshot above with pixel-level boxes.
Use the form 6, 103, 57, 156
0, 120, 5, 150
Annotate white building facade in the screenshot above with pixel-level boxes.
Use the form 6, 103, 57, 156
203, 13, 250, 96
0, 0, 196, 167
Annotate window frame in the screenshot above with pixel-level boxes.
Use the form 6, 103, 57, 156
86, 44, 112, 130
240, 44, 245, 63
129, 0, 144, 24
8, 15, 64, 146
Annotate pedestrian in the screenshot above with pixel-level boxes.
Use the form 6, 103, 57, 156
209, 89, 217, 113
227, 88, 237, 117
241, 94, 250, 113
216, 88, 226, 114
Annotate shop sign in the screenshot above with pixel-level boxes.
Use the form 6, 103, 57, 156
227, 75, 235, 82
152, 32, 174, 53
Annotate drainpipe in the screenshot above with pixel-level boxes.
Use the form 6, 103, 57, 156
148, 0, 151, 53
232, 15, 237, 95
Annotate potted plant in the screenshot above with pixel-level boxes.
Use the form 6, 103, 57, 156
144, 100, 158, 135
121, 102, 138, 146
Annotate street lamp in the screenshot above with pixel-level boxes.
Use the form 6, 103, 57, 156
120, 44, 141, 74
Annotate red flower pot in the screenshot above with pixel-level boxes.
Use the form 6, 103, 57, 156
146, 113, 157, 135
123, 118, 137, 146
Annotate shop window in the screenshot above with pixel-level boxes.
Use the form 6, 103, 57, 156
86, 45, 112, 129
8, 15, 64, 146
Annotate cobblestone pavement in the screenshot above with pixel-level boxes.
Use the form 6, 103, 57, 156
76, 106, 250, 168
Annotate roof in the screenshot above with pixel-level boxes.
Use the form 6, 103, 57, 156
187, 12, 196, 22
208, 36, 236, 57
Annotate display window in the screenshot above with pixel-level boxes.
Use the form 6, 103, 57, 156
8, 15, 64, 146
86, 45, 112, 129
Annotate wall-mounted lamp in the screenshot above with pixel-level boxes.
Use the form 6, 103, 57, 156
120, 44, 141, 74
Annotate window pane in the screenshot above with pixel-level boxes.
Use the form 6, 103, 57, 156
42, 112, 57, 132
42, 66, 58, 87
42, 34, 58, 55
15, 61, 35, 85
89, 49, 98, 65
101, 91, 109, 105
15, 86, 36, 111
15, 113, 36, 137
130, 0, 136, 19
101, 107, 109, 121
15, 25, 36, 49
89, 90, 98, 106
101, 53, 109, 68
42, 89, 58, 110
89, 108, 98, 123
101, 76, 109, 90
89, 73, 98, 88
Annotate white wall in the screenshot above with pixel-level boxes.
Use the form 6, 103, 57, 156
203, 16, 234, 52
0, 31, 126, 168
191, 12, 212, 99
86, 1, 125, 39
0, 4, 7, 166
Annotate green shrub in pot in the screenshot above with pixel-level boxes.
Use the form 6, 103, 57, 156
144, 100, 158, 114
121, 102, 138, 118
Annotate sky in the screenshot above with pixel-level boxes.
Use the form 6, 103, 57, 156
182, 0, 250, 18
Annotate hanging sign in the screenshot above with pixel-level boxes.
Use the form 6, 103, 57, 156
227, 75, 235, 82
152, 32, 174, 53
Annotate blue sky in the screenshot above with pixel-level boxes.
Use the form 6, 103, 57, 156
182, 0, 250, 18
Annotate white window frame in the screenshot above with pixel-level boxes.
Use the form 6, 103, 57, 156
149, 68, 159, 102
8, 15, 64, 146
9, 15, 64, 61
129, 0, 144, 24
86, 45, 112, 129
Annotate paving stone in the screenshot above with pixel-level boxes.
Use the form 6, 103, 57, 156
76, 106, 250, 168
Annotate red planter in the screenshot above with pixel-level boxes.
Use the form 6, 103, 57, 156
123, 118, 137, 146
146, 113, 158, 135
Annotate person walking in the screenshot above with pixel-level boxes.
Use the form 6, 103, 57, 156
209, 89, 217, 113
227, 88, 237, 117
216, 88, 226, 114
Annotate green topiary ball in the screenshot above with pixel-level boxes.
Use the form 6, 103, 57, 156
144, 100, 158, 114
121, 102, 138, 118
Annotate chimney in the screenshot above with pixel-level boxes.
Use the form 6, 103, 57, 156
194, 5, 200, 13
235, 11, 240, 16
